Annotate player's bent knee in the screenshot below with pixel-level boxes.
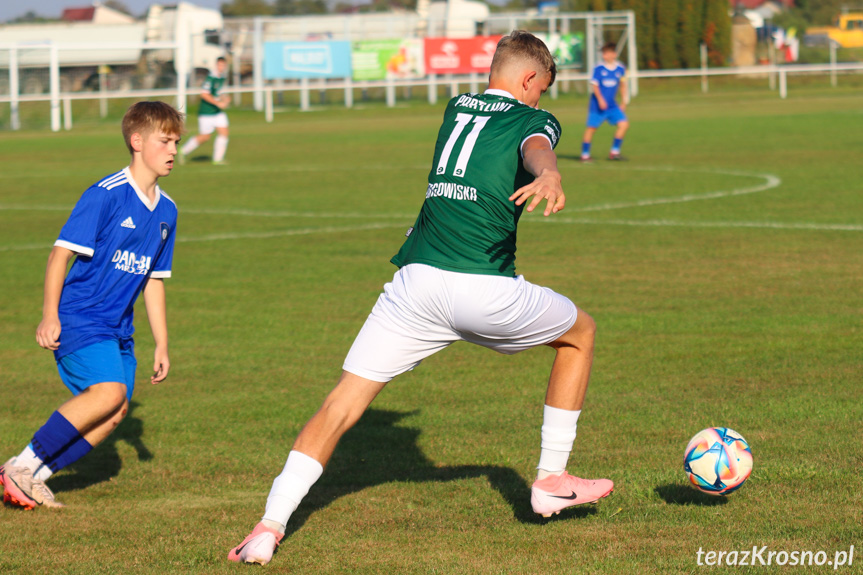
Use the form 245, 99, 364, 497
575, 310, 597, 343
319, 397, 365, 436
553, 309, 596, 349
88, 381, 127, 410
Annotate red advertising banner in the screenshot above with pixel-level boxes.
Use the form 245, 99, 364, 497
424, 36, 503, 75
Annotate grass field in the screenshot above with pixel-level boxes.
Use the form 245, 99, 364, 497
0, 85, 861, 574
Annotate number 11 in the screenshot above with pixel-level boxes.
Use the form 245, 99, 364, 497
436, 113, 490, 178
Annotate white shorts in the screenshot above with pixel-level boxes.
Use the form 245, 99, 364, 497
198, 112, 228, 135
343, 263, 578, 382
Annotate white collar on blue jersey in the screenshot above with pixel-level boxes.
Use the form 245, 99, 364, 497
123, 166, 162, 212
600, 61, 622, 71
484, 88, 525, 105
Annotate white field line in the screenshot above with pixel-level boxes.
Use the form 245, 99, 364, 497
2, 168, 861, 253
533, 218, 863, 232
0, 242, 51, 252
0, 167, 779, 219
5, 218, 859, 254
181, 208, 416, 219
0, 164, 430, 180
0, 222, 409, 252
175, 222, 406, 243
3, 216, 860, 254
0, 204, 415, 219
0, 205, 71, 212
568, 168, 782, 213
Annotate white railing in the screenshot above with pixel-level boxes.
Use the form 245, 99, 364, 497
0, 40, 182, 132
633, 61, 862, 98
247, 11, 637, 110
2, 61, 862, 131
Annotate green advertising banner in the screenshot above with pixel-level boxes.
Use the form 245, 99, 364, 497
539, 32, 585, 69
351, 39, 424, 81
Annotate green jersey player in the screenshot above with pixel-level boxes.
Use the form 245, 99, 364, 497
393, 90, 562, 277
229, 31, 613, 566
180, 56, 230, 165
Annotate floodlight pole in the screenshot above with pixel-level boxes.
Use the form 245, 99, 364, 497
50, 44, 61, 132
9, 46, 20, 131
254, 17, 264, 111
176, 32, 189, 115
626, 10, 638, 97
585, 13, 595, 93
99, 66, 108, 118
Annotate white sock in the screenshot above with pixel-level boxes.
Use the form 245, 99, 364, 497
262, 450, 323, 533
213, 135, 229, 162
15, 444, 44, 474
33, 464, 54, 482
181, 138, 200, 155
536, 405, 580, 478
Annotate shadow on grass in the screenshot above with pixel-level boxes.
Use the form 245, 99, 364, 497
282, 408, 597, 540
48, 401, 152, 494
654, 483, 730, 506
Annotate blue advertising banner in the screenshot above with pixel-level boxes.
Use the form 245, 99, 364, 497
264, 41, 352, 79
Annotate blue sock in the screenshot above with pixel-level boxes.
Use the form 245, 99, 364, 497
581, 141, 591, 157
612, 138, 623, 153
31, 411, 93, 473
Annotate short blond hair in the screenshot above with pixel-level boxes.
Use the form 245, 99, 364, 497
490, 30, 557, 86
121, 101, 185, 154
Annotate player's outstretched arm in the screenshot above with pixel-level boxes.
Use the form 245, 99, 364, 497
509, 136, 565, 217
143, 277, 170, 384
36, 246, 75, 351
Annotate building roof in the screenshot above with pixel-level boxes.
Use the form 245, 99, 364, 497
732, 0, 794, 9
61, 7, 96, 21
60, 4, 136, 24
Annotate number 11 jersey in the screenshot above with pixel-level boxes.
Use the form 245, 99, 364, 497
391, 89, 562, 278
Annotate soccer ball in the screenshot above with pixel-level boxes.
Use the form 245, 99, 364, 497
683, 427, 753, 495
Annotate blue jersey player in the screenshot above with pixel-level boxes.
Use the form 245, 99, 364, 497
0, 101, 183, 510
581, 42, 630, 162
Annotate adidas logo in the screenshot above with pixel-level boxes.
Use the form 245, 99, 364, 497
121, 217, 136, 229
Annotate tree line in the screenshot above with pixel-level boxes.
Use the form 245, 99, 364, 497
563, 0, 732, 68
29, 0, 855, 70
221, 0, 734, 68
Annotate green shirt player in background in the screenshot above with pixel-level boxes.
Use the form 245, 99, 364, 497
228, 30, 614, 566
180, 56, 230, 165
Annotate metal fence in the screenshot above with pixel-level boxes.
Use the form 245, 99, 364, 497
244, 11, 636, 110
3, 60, 862, 133
0, 41, 184, 131
1, 8, 862, 132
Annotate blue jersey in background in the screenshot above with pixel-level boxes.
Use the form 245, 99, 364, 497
54, 167, 177, 359
589, 62, 626, 114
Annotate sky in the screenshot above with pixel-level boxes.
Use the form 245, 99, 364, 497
1, 1, 226, 23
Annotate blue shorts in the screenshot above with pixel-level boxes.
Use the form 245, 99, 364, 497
56, 339, 136, 401
587, 107, 627, 128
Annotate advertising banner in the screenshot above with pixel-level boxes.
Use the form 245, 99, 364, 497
351, 39, 425, 81
263, 41, 352, 79
424, 36, 503, 75
539, 32, 585, 69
